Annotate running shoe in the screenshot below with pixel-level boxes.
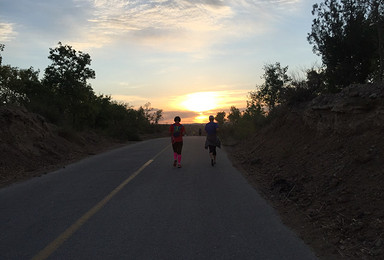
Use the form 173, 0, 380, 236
173, 160, 177, 167
177, 164, 182, 168
211, 159, 214, 166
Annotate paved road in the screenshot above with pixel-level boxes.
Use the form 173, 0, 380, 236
0, 136, 317, 259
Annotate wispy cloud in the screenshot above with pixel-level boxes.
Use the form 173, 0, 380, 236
80, 0, 233, 51
0, 22, 17, 42
111, 94, 151, 106
69, 0, 303, 52
1, 0, 303, 53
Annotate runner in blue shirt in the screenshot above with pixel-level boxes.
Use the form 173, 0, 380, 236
204, 115, 220, 166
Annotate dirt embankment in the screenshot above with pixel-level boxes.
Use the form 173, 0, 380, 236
0, 106, 123, 187
229, 84, 384, 259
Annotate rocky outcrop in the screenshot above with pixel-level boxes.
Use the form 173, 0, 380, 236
304, 84, 384, 135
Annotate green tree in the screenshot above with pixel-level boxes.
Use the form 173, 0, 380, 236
0, 65, 43, 106
256, 62, 291, 111
227, 106, 241, 124
308, 0, 382, 87
215, 111, 226, 126
141, 102, 163, 125
0, 44, 4, 66
153, 109, 163, 124
0, 44, 57, 114
43, 42, 96, 127
370, 0, 384, 81
244, 99, 264, 119
280, 67, 327, 105
104, 101, 142, 140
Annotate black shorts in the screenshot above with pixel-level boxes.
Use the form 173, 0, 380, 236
172, 141, 183, 154
208, 145, 216, 155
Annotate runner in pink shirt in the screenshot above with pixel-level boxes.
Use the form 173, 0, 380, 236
169, 116, 186, 168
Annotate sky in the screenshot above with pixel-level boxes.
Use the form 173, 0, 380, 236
0, 0, 321, 124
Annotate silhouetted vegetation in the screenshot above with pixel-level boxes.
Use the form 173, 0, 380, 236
216, 0, 384, 142
0, 43, 163, 141
308, 0, 384, 88
219, 0, 383, 141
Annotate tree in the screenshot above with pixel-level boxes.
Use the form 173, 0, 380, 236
308, 0, 382, 87
370, 0, 384, 81
153, 110, 163, 124
244, 99, 264, 118
44, 42, 95, 86
43, 42, 96, 126
279, 67, 327, 105
0, 42, 165, 140
215, 111, 226, 126
256, 62, 291, 110
141, 102, 163, 124
227, 106, 241, 124
0, 65, 43, 106
0, 44, 4, 66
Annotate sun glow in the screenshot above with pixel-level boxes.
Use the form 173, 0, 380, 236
166, 90, 248, 123
195, 113, 209, 123
181, 92, 218, 112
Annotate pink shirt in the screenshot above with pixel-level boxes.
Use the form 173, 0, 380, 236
169, 123, 185, 143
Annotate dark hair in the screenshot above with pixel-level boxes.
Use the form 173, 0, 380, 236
174, 116, 181, 122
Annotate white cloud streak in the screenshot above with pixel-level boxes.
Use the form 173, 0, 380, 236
70, 0, 303, 52
1, 0, 303, 53
80, 0, 233, 51
0, 22, 17, 42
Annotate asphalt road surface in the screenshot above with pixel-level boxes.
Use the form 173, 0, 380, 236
0, 136, 317, 259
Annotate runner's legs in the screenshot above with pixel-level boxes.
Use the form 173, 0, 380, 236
208, 145, 217, 166
172, 142, 183, 167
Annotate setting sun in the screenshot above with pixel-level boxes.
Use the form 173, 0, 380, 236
194, 113, 209, 123
181, 92, 218, 112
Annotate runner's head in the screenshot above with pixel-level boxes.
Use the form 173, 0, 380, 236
174, 116, 181, 123
209, 115, 214, 122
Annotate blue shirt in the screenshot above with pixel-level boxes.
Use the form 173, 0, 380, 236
205, 122, 218, 136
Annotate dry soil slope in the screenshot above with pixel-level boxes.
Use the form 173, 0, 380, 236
232, 83, 384, 259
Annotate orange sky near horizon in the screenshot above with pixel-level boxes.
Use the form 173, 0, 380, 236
155, 90, 248, 124
113, 89, 249, 124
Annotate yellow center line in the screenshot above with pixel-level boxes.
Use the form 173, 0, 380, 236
32, 144, 170, 260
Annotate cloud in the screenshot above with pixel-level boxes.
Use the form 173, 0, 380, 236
67, 0, 303, 52
1, 0, 304, 53
215, 89, 249, 108
1, 0, 304, 52
80, 0, 233, 51
111, 94, 151, 106
0, 22, 17, 42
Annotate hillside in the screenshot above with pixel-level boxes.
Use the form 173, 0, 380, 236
229, 83, 384, 259
0, 106, 125, 187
